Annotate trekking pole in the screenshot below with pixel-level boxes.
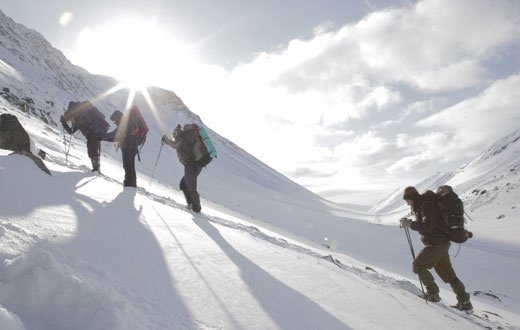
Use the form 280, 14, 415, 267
464, 210, 475, 222
62, 128, 67, 164
403, 226, 427, 304
148, 143, 164, 187
64, 132, 73, 165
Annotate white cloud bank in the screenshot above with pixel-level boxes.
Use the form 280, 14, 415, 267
172, 0, 520, 203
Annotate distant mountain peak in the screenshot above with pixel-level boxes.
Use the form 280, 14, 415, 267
477, 129, 520, 162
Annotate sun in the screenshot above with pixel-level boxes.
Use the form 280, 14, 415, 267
70, 19, 195, 91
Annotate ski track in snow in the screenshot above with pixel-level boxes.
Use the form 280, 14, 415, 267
72, 162, 519, 330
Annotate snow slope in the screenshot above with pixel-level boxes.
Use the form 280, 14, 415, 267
1, 123, 519, 329
1, 8, 520, 330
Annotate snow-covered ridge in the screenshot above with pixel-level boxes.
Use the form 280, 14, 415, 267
475, 129, 520, 162
0, 7, 359, 245
372, 127, 520, 215
369, 171, 454, 214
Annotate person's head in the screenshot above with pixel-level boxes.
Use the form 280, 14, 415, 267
110, 110, 123, 125
403, 186, 420, 207
172, 124, 182, 138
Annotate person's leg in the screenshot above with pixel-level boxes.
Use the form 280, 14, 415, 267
435, 251, 473, 310
449, 278, 472, 310
179, 177, 191, 206
184, 164, 203, 212
413, 243, 450, 301
122, 147, 137, 187
87, 138, 101, 171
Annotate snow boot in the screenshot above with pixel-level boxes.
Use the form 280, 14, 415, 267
450, 279, 472, 310
192, 203, 201, 213
452, 299, 473, 311
419, 291, 441, 302
91, 157, 100, 172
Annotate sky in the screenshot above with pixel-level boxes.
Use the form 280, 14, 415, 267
1, 100, 519, 329
1, 0, 520, 205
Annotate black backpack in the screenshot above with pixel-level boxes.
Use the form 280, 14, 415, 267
65, 101, 109, 138
435, 185, 473, 243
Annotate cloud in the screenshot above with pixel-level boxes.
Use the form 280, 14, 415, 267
417, 74, 520, 159
168, 0, 520, 196
285, 167, 336, 179
387, 132, 450, 173
387, 153, 435, 174
271, 0, 520, 93
313, 130, 355, 149
333, 131, 393, 166
357, 86, 402, 111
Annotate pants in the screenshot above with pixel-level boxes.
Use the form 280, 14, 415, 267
122, 147, 138, 187
179, 163, 203, 207
86, 137, 101, 159
413, 241, 457, 284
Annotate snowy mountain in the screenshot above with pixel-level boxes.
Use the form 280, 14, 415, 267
369, 171, 455, 214
0, 7, 346, 242
371, 129, 520, 230
1, 9, 520, 330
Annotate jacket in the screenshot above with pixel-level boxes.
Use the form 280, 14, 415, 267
163, 130, 197, 165
103, 116, 140, 149
410, 191, 449, 245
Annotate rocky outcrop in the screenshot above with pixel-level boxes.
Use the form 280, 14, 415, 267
0, 113, 50, 175
0, 113, 30, 151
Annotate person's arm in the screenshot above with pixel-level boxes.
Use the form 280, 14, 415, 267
161, 134, 177, 148
60, 116, 77, 134
102, 129, 117, 142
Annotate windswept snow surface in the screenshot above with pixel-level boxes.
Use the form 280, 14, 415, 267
1, 108, 520, 330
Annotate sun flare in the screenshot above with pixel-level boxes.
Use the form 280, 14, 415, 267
70, 19, 195, 90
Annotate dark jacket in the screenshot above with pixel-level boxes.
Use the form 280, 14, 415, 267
63, 120, 96, 140
62, 101, 108, 139
164, 129, 197, 165
410, 191, 449, 245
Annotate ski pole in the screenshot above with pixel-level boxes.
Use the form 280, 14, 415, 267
64, 132, 73, 165
148, 143, 164, 187
403, 226, 427, 303
62, 128, 67, 164
464, 210, 475, 222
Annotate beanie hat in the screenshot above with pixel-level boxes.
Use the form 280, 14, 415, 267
403, 186, 420, 201
172, 124, 182, 138
110, 110, 123, 122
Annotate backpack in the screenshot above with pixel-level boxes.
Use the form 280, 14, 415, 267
182, 123, 217, 166
128, 106, 148, 146
435, 185, 473, 243
64, 101, 109, 138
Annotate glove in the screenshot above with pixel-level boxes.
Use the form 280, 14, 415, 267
399, 218, 412, 228
161, 134, 169, 144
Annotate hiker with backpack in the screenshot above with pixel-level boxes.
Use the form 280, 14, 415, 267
102, 106, 148, 187
60, 101, 109, 172
162, 123, 215, 213
399, 186, 473, 311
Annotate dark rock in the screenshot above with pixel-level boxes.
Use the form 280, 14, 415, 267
38, 149, 46, 159
0, 113, 30, 151
0, 114, 50, 175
